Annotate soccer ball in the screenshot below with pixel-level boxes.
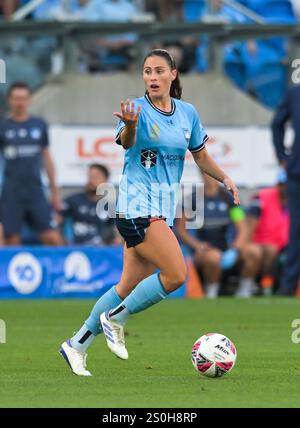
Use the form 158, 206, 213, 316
191, 333, 237, 378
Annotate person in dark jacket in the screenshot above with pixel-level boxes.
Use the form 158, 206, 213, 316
271, 84, 300, 295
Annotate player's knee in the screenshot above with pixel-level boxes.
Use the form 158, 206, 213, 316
162, 265, 187, 291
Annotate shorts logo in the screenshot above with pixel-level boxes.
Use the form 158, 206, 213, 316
8, 253, 42, 295
141, 149, 157, 169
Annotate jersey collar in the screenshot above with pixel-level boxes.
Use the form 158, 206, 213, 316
145, 93, 176, 116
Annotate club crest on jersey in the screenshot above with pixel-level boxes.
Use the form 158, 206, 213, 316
141, 149, 157, 169
183, 128, 191, 143
150, 124, 160, 139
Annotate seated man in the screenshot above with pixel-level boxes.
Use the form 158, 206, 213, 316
176, 172, 259, 298
61, 163, 121, 246
246, 168, 290, 294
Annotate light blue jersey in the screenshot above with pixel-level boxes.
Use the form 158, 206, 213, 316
115, 94, 208, 225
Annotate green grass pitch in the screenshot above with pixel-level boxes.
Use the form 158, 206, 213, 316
0, 298, 300, 408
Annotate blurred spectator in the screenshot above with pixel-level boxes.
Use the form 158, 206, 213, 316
0, 82, 64, 246
79, 0, 139, 21
61, 164, 121, 246
291, 0, 300, 19
246, 169, 290, 295
33, 0, 140, 21
272, 85, 300, 295
147, 0, 183, 22
156, 41, 196, 74
77, 0, 140, 71
176, 172, 259, 298
33, 0, 89, 20
0, 222, 4, 245
210, 0, 249, 22
0, 0, 19, 19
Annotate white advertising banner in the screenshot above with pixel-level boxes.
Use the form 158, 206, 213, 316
49, 125, 282, 188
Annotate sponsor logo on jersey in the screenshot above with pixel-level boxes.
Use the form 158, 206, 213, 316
150, 124, 160, 139
141, 149, 157, 169
183, 128, 191, 143
160, 154, 185, 161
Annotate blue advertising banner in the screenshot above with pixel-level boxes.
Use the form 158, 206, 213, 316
0, 247, 186, 299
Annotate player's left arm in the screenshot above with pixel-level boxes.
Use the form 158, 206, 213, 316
42, 147, 61, 211
192, 146, 240, 205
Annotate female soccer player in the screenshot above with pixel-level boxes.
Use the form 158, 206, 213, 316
60, 49, 239, 376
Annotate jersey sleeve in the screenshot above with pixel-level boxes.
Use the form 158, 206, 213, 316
115, 119, 126, 145
188, 106, 209, 153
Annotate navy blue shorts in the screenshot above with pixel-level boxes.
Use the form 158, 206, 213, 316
0, 185, 53, 237
116, 216, 166, 248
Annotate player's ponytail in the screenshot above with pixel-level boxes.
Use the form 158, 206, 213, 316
170, 73, 182, 100
143, 49, 182, 100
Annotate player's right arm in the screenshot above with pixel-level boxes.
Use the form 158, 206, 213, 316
113, 99, 141, 149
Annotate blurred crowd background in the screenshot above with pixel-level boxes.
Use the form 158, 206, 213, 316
0, 0, 299, 108
0, 0, 300, 297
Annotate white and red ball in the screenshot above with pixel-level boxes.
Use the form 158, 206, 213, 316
191, 333, 237, 378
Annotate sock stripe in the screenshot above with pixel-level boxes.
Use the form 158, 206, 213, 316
157, 273, 168, 295
78, 330, 92, 344
109, 304, 126, 318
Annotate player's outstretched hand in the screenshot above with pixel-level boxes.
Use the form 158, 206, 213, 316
113, 99, 141, 128
223, 176, 240, 205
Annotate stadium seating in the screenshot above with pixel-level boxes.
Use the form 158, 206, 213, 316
244, 0, 296, 22
223, 44, 248, 91
183, 0, 206, 22
224, 39, 287, 108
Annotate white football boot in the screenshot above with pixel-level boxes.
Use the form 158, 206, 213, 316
59, 340, 92, 376
100, 311, 128, 360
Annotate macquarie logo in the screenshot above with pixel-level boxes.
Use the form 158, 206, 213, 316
0, 59, 6, 84
8, 253, 42, 295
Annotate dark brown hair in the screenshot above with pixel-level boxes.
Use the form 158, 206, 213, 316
143, 49, 182, 99
89, 163, 110, 179
7, 82, 31, 97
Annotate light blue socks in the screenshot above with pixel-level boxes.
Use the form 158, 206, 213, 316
70, 285, 123, 352
109, 273, 169, 325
